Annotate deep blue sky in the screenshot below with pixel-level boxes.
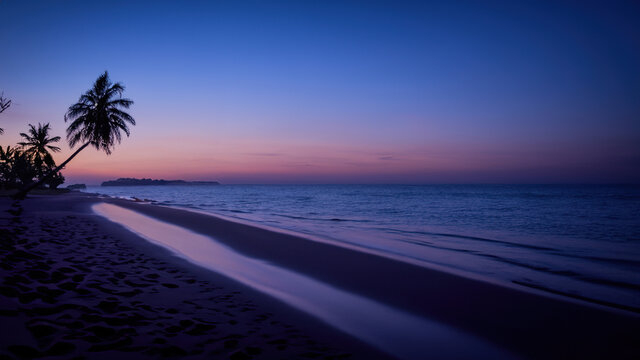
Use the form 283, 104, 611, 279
0, 0, 639, 184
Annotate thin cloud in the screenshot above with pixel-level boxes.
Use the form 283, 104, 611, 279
242, 152, 284, 157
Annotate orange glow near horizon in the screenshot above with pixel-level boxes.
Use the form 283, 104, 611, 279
2, 106, 637, 185
1, 1, 639, 185
27, 128, 634, 185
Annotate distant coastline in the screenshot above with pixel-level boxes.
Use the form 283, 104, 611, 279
101, 178, 220, 187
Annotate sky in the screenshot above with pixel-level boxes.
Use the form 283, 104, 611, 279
0, 0, 639, 184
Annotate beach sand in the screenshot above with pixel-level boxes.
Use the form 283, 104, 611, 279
0, 193, 386, 359
1, 193, 639, 359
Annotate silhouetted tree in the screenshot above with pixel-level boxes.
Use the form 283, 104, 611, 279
44, 170, 65, 189
0, 145, 18, 187
18, 123, 61, 177
13, 151, 38, 186
0, 92, 11, 134
1, 143, 64, 190
15, 71, 135, 198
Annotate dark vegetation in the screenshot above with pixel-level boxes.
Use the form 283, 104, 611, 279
0, 92, 11, 134
0, 121, 65, 191
0, 71, 136, 198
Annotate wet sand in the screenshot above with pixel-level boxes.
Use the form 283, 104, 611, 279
1, 192, 639, 359
0, 193, 386, 359
104, 195, 640, 359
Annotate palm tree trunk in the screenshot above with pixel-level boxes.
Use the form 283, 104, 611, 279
14, 142, 91, 199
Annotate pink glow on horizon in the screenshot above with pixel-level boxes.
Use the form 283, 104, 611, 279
1, 1, 639, 185
46, 132, 638, 185
1, 95, 637, 185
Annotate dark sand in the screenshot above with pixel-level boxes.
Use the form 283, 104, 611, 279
0, 193, 387, 359
107, 196, 640, 359
1, 192, 639, 359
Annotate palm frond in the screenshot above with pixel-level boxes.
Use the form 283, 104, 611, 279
64, 71, 135, 154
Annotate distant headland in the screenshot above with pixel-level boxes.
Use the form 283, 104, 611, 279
101, 178, 220, 186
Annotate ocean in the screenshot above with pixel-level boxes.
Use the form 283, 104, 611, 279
83, 184, 640, 311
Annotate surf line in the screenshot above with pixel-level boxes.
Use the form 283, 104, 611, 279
93, 202, 512, 360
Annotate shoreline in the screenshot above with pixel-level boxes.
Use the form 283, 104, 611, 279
83, 184, 640, 314
2, 192, 639, 359
97, 194, 640, 359
1, 193, 387, 359
92, 202, 513, 359
156, 202, 640, 314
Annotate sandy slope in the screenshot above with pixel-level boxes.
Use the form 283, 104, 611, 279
0, 193, 386, 359
1, 192, 639, 359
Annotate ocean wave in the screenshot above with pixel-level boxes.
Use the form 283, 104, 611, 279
229, 209, 251, 214
379, 227, 556, 251
512, 280, 640, 313
272, 213, 371, 223
83, 184, 640, 310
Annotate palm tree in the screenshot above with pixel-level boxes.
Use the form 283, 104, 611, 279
0, 92, 11, 134
13, 151, 38, 186
18, 123, 61, 176
65, 71, 135, 155
0, 146, 36, 187
15, 71, 135, 198
0, 145, 16, 163
0, 145, 18, 186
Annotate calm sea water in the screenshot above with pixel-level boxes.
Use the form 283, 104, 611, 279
84, 184, 640, 311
